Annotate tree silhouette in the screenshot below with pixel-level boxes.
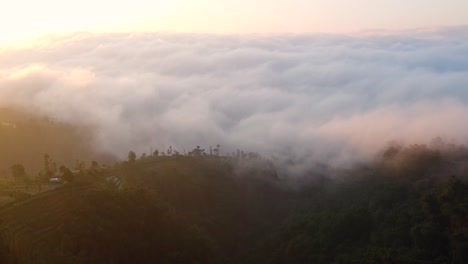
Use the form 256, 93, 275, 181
60, 165, 74, 183
167, 146, 173, 155
190, 146, 206, 157
216, 144, 221, 156
91, 161, 99, 169
128, 151, 136, 163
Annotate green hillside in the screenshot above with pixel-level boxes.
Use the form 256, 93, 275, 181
0, 143, 466, 263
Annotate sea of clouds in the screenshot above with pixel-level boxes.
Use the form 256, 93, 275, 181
1, 26, 468, 166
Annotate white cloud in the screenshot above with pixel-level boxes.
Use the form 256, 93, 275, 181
1, 28, 468, 167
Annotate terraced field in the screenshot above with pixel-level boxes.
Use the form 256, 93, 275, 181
0, 185, 92, 263
0, 184, 62, 207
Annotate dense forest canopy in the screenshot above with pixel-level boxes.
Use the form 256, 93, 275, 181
0, 135, 466, 263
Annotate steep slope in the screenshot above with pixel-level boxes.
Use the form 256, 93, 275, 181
0, 182, 219, 264
0, 185, 92, 263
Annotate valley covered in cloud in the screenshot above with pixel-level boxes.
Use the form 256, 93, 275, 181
1, 27, 468, 166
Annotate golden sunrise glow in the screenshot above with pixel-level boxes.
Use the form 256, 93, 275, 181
1, 0, 468, 46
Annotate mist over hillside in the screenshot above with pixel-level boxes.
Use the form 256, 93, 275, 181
1, 27, 468, 168
1, 1, 468, 263
0, 140, 466, 263
0, 108, 102, 175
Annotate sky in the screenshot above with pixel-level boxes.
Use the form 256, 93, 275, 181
1, 0, 468, 45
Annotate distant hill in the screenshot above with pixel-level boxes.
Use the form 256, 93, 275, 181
0, 108, 110, 176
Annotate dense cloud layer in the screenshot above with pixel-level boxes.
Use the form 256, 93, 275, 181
1, 27, 468, 166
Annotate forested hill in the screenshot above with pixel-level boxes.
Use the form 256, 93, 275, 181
0, 143, 467, 263
0, 108, 99, 175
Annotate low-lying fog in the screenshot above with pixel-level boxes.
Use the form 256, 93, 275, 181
1, 26, 468, 167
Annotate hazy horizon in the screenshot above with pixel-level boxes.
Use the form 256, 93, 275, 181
1, 1, 468, 167
1, 0, 468, 45
1, 26, 468, 167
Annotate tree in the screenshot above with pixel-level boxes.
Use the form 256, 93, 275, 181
128, 151, 136, 163
91, 161, 99, 169
153, 149, 159, 156
74, 160, 85, 172
190, 146, 205, 157
216, 144, 221, 156
167, 146, 173, 155
58, 165, 74, 183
